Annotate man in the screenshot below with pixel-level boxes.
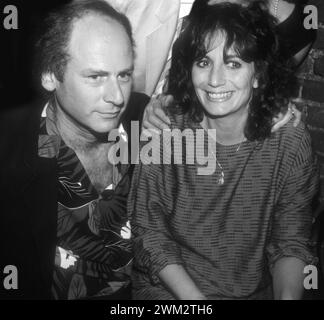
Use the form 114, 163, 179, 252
0, 0, 148, 299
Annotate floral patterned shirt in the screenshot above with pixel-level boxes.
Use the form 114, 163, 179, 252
38, 101, 132, 300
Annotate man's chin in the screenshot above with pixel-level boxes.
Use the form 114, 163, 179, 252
90, 121, 121, 140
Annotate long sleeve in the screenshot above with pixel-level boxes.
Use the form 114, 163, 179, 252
266, 127, 319, 270
128, 161, 184, 284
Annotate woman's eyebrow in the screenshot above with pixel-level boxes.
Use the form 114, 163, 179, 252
224, 54, 239, 59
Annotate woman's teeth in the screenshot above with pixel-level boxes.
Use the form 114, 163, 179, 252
207, 91, 233, 100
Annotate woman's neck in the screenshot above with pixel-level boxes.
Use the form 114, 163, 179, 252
200, 112, 248, 146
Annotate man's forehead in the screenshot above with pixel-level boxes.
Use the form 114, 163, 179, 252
66, 13, 133, 68
69, 13, 124, 44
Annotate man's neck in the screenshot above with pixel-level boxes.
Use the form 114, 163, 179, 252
47, 98, 106, 152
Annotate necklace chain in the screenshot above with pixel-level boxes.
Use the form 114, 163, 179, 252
273, 0, 279, 18
211, 138, 245, 185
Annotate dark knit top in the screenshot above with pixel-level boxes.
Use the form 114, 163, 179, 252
128, 111, 318, 300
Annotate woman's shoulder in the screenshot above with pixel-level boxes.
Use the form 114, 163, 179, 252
276, 118, 308, 139
272, 119, 313, 158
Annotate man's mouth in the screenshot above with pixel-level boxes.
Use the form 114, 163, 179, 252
206, 91, 234, 102
96, 110, 120, 119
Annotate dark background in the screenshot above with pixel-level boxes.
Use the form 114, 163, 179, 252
1, 0, 324, 299
1, 0, 71, 108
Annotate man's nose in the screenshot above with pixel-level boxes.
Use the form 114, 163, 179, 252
103, 78, 124, 107
208, 65, 226, 87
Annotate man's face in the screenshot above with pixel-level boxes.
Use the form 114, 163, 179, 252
51, 14, 134, 134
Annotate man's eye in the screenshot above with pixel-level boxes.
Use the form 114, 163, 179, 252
88, 75, 102, 81
196, 59, 209, 68
118, 73, 132, 82
227, 61, 241, 69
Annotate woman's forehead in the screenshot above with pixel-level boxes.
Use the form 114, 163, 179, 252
205, 31, 236, 56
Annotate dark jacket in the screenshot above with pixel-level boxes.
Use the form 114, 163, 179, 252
0, 92, 148, 299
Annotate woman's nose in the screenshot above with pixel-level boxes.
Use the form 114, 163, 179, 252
208, 65, 226, 87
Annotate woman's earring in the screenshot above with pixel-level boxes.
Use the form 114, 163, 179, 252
253, 78, 259, 89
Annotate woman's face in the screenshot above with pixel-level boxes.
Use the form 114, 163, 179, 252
191, 32, 258, 120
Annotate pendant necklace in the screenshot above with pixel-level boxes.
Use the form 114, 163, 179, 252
211, 138, 245, 185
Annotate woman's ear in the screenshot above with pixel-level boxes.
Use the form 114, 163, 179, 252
41, 72, 58, 92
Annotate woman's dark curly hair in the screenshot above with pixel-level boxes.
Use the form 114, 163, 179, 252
167, 1, 296, 141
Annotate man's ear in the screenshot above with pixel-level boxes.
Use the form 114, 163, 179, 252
41, 72, 58, 92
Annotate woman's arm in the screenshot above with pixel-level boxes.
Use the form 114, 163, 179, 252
267, 125, 319, 299
129, 150, 205, 298
272, 257, 306, 300
159, 264, 207, 300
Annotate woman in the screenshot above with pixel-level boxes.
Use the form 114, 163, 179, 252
142, 0, 313, 134
128, 2, 318, 299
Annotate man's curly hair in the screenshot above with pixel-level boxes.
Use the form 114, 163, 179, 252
167, 1, 296, 141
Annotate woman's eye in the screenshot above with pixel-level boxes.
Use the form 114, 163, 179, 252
196, 59, 209, 68
227, 61, 241, 69
118, 73, 132, 82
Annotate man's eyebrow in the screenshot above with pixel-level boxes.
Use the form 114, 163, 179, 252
119, 66, 134, 74
82, 69, 109, 76
81, 66, 134, 76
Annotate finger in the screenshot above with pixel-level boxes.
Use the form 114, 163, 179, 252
142, 98, 160, 130
144, 99, 171, 129
153, 107, 171, 128
142, 100, 153, 123
290, 97, 303, 105
160, 94, 175, 109
140, 127, 161, 141
271, 110, 292, 133
291, 105, 302, 127
156, 96, 173, 125
141, 119, 162, 135
147, 112, 170, 130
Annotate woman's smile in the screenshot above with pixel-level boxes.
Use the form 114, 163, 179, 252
205, 90, 234, 102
